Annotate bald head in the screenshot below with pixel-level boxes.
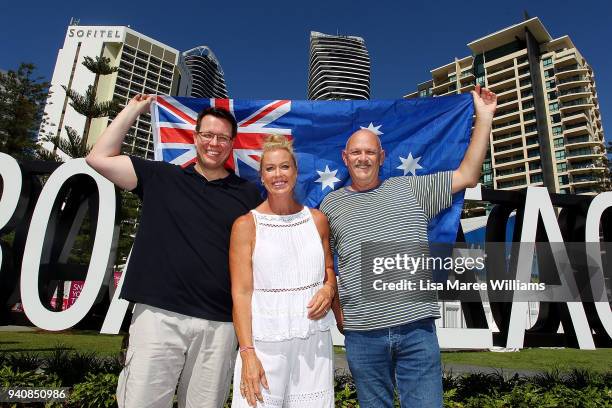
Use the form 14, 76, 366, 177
345, 129, 382, 151
342, 129, 385, 191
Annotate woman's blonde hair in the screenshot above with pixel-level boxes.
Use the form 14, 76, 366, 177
260, 134, 297, 170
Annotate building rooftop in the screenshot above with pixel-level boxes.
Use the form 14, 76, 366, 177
467, 17, 552, 54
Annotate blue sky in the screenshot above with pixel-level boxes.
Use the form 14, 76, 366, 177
1, 0, 610, 141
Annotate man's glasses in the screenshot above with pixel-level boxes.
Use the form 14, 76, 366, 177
195, 132, 233, 146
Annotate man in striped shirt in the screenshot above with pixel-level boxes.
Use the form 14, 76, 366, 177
321, 85, 497, 408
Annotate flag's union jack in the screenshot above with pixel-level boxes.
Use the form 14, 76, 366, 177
151, 94, 475, 243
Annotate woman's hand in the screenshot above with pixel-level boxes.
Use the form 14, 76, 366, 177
240, 350, 269, 407
307, 284, 334, 320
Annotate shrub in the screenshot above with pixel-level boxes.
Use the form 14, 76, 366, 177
68, 372, 118, 408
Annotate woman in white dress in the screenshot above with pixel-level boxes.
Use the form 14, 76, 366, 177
230, 135, 338, 407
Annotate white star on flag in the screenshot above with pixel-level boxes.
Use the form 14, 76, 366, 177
315, 165, 341, 191
397, 153, 423, 176
360, 122, 383, 136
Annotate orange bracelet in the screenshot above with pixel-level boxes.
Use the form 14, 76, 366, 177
239, 346, 255, 353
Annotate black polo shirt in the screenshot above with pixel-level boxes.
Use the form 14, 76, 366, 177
120, 156, 262, 321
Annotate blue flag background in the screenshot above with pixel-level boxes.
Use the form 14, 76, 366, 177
152, 93, 474, 243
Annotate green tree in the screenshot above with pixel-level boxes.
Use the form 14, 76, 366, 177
0, 63, 50, 160
62, 56, 120, 148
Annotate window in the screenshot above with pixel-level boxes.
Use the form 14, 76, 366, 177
448, 74, 456, 82
483, 173, 493, 183
553, 138, 564, 148
530, 174, 543, 183
525, 124, 537, 133
558, 175, 569, 185
555, 151, 566, 160
549, 102, 559, 112
544, 69, 554, 78
476, 75, 485, 86
552, 125, 563, 136
529, 162, 541, 170
548, 91, 557, 100
521, 89, 533, 98
524, 112, 536, 121
419, 89, 428, 97
523, 101, 534, 110
551, 114, 561, 124
546, 80, 556, 89
543, 57, 553, 67
528, 149, 540, 158
557, 162, 567, 172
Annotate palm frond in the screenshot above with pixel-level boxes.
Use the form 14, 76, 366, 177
82, 56, 118, 76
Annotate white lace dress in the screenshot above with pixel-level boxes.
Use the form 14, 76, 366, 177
232, 207, 335, 407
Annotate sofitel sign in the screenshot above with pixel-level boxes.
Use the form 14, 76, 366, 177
67, 28, 122, 40
0, 152, 610, 349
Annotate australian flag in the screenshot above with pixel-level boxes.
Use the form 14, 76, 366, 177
151, 94, 474, 243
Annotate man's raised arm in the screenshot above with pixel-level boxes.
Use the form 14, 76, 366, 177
85, 94, 154, 190
452, 85, 497, 194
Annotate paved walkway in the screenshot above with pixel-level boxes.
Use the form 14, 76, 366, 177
0, 325, 37, 332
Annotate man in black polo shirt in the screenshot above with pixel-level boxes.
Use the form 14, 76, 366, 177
86, 94, 261, 408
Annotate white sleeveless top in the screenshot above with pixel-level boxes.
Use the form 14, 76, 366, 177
250, 207, 335, 341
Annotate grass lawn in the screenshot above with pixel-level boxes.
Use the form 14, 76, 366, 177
2, 331, 611, 372
441, 348, 612, 373
0, 330, 123, 356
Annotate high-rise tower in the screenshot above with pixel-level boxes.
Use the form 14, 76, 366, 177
405, 17, 608, 195
307, 31, 370, 100
182, 46, 228, 98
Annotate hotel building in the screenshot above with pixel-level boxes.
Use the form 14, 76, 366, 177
405, 18, 608, 195
41, 24, 184, 159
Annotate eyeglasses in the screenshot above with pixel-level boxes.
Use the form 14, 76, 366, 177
195, 132, 233, 146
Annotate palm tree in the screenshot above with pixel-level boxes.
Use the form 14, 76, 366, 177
62, 56, 120, 148
40, 126, 90, 160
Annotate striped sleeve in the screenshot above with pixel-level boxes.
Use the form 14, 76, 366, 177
407, 170, 453, 219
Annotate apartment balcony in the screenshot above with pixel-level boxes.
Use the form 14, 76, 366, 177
492, 119, 521, 133
495, 167, 526, 181
571, 176, 601, 187
497, 179, 528, 190
494, 107, 520, 121
562, 112, 590, 125
492, 131, 522, 145
555, 64, 589, 79
460, 83, 475, 93
488, 74, 516, 90
558, 87, 592, 103
494, 154, 525, 168
494, 145, 524, 164
556, 75, 590, 90
559, 98, 594, 115
563, 123, 593, 138
496, 86, 519, 98
487, 63, 514, 79
568, 161, 607, 174
565, 135, 600, 148
566, 147, 604, 161
496, 96, 519, 109
554, 52, 579, 68
432, 78, 455, 93
459, 72, 475, 86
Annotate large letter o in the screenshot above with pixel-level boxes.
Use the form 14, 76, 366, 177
20, 159, 116, 330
